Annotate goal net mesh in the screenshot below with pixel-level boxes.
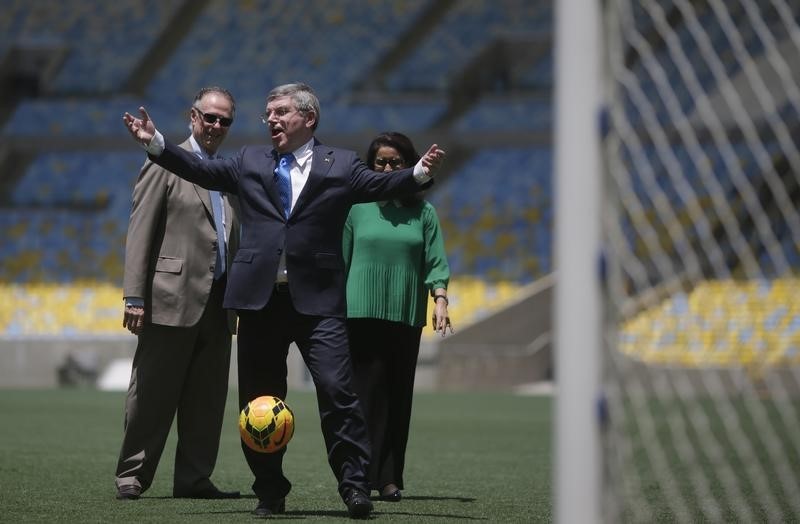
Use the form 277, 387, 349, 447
601, 0, 800, 521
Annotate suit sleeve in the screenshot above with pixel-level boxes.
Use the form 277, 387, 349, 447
347, 153, 421, 203
150, 140, 240, 194
122, 159, 170, 299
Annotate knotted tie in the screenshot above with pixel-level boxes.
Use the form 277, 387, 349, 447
274, 152, 294, 218
209, 190, 226, 279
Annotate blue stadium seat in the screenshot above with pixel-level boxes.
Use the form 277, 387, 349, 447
147, 0, 430, 129
453, 96, 551, 133
385, 0, 552, 92
428, 147, 552, 283
0, 0, 182, 93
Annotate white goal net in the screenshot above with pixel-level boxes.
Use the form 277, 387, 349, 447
600, 0, 800, 521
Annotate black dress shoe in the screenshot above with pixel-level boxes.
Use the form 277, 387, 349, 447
344, 489, 373, 519
116, 485, 141, 500
378, 483, 402, 502
174, 487, 241, 499
253, 498, 286, 518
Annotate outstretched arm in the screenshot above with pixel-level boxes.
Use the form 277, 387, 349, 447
122, 106, 157, 148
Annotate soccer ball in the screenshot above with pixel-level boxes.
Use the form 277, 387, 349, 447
239, 395, 295, 453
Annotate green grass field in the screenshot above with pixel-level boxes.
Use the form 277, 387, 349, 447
0, 388, 551, 523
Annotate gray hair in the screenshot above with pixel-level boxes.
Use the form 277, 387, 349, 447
267, 82, 320, 130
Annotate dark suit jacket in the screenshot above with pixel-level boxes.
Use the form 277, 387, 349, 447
125, 139, 240, 332
151, 138, 423, 317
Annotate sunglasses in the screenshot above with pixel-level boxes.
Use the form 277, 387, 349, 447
374, 157, 406, 169
193, 107, 233, 127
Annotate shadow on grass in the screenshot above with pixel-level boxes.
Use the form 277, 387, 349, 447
181, 509, 358, 519
176, 495, 484, 520
144, 494, 258, 500
373, 510, 488, 520
399, 495, 477, 503
183, 508, 488, 520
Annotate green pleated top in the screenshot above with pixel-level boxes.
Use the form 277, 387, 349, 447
343, 200, 450, 327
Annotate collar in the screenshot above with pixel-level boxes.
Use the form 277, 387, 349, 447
274, 138, 314, 169
378, 200, 403, 208
189, 135, 216, 159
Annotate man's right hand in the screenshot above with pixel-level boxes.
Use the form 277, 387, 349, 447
419, 144, 446, 178
122, 305, 145, 336
122, 106, 156, 147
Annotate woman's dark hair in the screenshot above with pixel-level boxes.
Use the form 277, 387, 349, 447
365, 132, 424, 206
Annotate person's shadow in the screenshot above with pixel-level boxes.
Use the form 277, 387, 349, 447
189, 494, 483, 520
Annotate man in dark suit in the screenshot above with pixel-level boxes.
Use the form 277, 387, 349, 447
115, 87, 241, 501
122, 82, 446, 519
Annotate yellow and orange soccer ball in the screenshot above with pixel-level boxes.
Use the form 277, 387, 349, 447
238, 395, 295, 453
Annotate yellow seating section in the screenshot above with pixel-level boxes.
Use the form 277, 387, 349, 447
0, 276, 523, 338
620, 278, 800, 368
6, 276, 800, 367
421, 276, 520, 339
0, 282, 124, 337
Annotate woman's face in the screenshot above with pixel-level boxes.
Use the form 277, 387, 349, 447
373, 146, 407, 172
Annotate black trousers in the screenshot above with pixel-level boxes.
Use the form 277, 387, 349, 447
236, 288, 371, 501
347, 318, 422, 491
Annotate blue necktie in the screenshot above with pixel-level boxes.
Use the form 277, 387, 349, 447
209, 190, 226, 279
274, 153, 294, 218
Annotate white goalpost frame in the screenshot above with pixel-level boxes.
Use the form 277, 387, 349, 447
554, 0, 603, 522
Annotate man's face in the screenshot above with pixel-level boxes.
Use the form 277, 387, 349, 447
190, 92, 234, 154
264, 95, 315, 153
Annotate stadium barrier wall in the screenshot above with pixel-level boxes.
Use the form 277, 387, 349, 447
437, 273, 554, 391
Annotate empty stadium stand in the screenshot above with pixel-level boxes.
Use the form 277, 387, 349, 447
1, 0, 550, 345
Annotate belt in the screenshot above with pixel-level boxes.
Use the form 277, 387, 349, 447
274, 281, 289, 293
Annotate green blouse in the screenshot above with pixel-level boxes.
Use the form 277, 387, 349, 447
342, 200, 450, 327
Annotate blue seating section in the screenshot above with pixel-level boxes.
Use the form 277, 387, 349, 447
146, 0, 430, 131
427, 147, 553, 284
2, 152, 143, 282
1, 0, 553, 336
453, 96, 551, 132
317, 99, 447, 135
6, 97, 141, 137
0, 0, 181, 92
623, 1, 797, 127
385, 0, 552, 91
10, 152, 142, 214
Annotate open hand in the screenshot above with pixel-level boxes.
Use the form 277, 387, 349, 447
122, 106, 156, 147
420, 144, 446, 177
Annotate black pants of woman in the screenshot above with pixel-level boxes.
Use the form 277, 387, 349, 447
347, 318, 422, 493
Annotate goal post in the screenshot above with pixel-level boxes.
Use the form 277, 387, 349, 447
554, 0, 603, 523
558, 0, 800, 521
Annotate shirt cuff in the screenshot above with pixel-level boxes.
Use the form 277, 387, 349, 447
124, 297, 144, 307
143, 130, 165, 156
413, 161, 432, 185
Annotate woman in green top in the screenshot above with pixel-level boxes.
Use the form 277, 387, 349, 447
343, 132, 454, 502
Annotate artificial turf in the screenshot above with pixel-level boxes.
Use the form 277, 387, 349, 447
0, 388, 550, 523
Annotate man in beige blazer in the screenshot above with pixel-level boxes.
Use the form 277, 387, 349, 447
115, 87, 241, 500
